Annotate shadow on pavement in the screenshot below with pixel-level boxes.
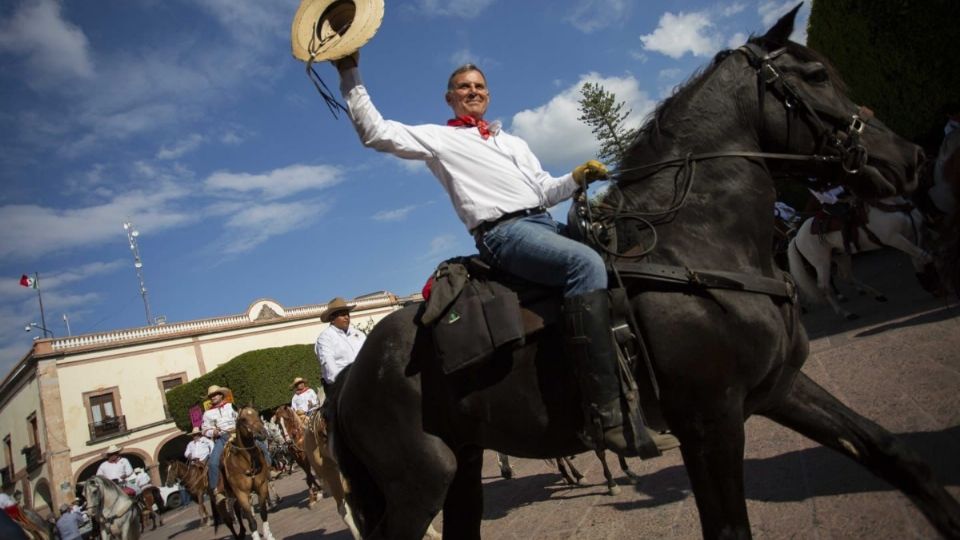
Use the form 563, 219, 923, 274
614, 425, 959, 511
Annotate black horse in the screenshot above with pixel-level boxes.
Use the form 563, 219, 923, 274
331, 8, 959, 539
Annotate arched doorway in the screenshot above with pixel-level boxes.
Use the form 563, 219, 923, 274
33, 478, 52, 512
155, 434, 191, 483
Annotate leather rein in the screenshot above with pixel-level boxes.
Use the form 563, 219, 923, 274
582, 43, 877, 302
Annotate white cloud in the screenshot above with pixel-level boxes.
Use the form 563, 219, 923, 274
205, 164, 343, 200
565, 0, 630, 34
727, 32, 749, 49
722, 2, 748, 17
373, 205, 419, 222
156, 133, 206, 160
0, 0, 94, 86
510, 73, 654, 171
220, 199, 328, 255
0, 182, 194, 259
639, 11, 722, 59
411, 0, 497, 18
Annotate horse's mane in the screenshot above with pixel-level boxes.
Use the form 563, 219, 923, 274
621, 37, 848, 176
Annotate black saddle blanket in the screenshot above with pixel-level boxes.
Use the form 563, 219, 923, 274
420, 256, 560, 375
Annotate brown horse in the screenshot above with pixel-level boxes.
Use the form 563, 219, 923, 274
301, 407, 361, 538
217, 406, 275, 540
137, 485, 163, 531
165, 461, 211, 525
272, 405, 324, 506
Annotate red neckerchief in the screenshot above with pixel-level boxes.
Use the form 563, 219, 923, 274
447, 115, 491, 140
212, 400, 229, 409
295, 387, 310, 395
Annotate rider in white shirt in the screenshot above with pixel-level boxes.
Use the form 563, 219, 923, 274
95, 445, 133, 482
183, 428, 214, 463
315, 298, 366, 385
290, 377, 319, 413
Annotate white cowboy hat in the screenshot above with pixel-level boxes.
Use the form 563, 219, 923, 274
290, 377, 308, 389
105, 444, 122, 455
321, 297, 355, 323
207, 385, 227, 398
291, 0, 385, 62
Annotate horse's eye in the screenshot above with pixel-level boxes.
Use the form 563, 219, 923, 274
805, 64, 829, 83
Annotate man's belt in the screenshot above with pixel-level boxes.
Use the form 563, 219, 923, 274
471, 206, 547, 240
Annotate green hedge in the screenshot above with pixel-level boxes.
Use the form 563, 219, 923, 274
807, 0, 960, 149
166, 344, 320, 431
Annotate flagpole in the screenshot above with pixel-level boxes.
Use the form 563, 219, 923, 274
35, 272, 48, 337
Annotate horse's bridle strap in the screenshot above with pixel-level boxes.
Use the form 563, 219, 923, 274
613, 262, 797, 301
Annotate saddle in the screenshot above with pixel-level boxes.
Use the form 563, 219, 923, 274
420, 256, 561, 375
811, 201, 869, 253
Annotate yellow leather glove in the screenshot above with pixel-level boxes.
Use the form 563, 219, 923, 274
572, 159, 608, 185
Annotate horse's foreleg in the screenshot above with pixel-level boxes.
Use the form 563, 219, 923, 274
257, 480, 275, 540
617, 454, 642, 485
442, 446, 484, 540
496, 452, 513, 479
594, 450, 619, 495
675, 400, 751, 539
763, 372, 960, 538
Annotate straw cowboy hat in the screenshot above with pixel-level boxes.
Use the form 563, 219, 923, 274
320, 297, 355, 322
105, 444, 122, 455
290, 377, 308, 389
291, 0, 385, 62
206, 385, 227, 398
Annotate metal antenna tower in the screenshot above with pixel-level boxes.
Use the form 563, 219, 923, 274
123, 220, 154, 325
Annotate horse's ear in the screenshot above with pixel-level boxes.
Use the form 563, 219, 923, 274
761, 2, 802, 47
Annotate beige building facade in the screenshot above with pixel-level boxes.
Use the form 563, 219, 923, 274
0, 291, 418, 514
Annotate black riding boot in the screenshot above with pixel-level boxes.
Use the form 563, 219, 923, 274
564, 290, 636, 455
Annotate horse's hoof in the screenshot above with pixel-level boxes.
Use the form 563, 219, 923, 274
875, 295, 888, 302
845, 312, 860, 321
500, 469, 513, 480
607, 484, 621, 496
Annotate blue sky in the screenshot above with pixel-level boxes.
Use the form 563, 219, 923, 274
0, 0, 810, 373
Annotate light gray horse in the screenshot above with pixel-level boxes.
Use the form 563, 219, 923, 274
83, 475, 141, 540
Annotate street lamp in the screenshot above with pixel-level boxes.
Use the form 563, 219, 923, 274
25, 322, 53, 338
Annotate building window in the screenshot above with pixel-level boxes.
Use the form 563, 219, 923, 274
157, 373, 187, 419
26, 412, 39, 449
83, 388, 126, 441
3, 435, 12, 472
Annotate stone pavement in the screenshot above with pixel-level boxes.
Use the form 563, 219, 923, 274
144, 250, 960, 539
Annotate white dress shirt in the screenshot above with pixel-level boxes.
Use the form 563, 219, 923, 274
340, 67, 579, 231
201, 403, 237, 439
184, 437, 214, 461
291, 388, 319, 413
95, 458, 133, 482
315, 325, 367, 384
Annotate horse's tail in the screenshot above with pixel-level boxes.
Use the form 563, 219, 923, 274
331, 397, 384, 536
787, 236, 822, 304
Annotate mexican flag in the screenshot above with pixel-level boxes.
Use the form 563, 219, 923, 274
19, 274, 37, 289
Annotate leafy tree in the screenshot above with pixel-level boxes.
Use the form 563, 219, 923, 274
577, 82, 637, 167
807, 0, 960, 152
165, 344, 320, 430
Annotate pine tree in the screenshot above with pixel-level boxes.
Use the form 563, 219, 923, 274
577, 82, 637, 167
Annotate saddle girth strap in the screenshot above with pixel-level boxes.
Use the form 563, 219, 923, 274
613, 261, 797, 302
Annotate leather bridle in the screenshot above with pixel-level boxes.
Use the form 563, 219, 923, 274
581, 42, 882, 262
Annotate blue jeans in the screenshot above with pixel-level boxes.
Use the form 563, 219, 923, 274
477, 212, 607, 297
208, 436, 272, 489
